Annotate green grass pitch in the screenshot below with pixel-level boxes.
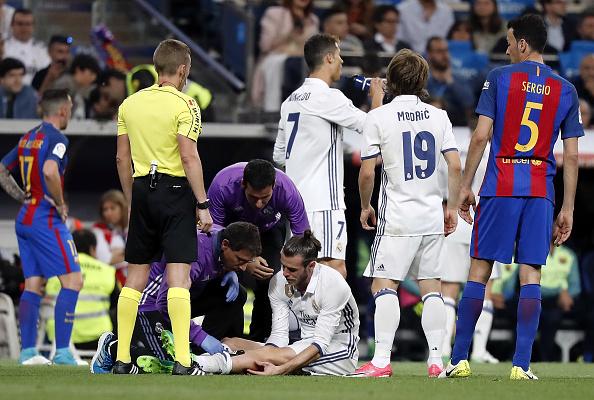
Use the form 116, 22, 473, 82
0, 362, 593, 400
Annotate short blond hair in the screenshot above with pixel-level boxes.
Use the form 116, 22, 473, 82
386, 49, 429, 98
153, 39, 190, 76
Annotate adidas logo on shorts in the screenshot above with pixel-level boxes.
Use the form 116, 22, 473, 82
376, 264, 385, 271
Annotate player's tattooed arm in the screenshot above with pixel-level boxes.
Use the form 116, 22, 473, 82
0, 164, 25, 203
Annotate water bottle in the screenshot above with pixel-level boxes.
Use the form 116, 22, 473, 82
353, 75, 372, 92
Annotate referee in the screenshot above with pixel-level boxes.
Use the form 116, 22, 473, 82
114, 39, 212, 375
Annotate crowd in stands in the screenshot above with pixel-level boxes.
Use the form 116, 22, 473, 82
0, 0, 593, 363
248, 0, 594, 129
0, 6, 213, 123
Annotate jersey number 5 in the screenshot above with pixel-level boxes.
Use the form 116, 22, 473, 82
402, 131, 436, 181
285, 112, 300, 159
516, 101, 543, 152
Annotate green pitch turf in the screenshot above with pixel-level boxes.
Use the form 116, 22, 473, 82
0, 362, 593, 400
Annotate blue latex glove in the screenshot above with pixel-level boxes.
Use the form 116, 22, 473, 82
200, 334, 225, 354
221, 271, 239, 303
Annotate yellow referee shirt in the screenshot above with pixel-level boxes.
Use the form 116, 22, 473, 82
117, 84, 202, 177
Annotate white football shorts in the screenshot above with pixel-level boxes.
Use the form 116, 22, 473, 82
364, 234, 444, 281
288, 333, 359, 376
441, 238, 501, 283
307, 210, 347, 260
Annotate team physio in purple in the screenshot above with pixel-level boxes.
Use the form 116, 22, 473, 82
207, 159, 309, 341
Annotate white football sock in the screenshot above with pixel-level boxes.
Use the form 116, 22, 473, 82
472, 299, 494, 357
422, 292, 446, 367
442, 296, 457, 356
371, 288, 400, 369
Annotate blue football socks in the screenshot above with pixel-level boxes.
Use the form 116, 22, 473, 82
451, 281, 486, 364
513, 284, 541, 371
19, 290, 42, 349
54, 288, 79, 349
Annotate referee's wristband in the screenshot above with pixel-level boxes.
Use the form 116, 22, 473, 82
197, 199, 211, 210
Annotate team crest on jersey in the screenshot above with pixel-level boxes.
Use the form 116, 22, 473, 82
336, 242, 343, 253
482, 81, 490, 90
285, 284, 295, 298
188, 99, 195, 107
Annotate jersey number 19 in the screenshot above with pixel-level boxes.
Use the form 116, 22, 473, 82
402, 131, 436, 181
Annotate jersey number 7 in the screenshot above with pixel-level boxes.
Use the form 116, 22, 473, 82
285, 112, 300, 159
403, 131, 436, 181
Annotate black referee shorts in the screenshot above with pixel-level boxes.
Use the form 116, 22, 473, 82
125, 174, 197, 264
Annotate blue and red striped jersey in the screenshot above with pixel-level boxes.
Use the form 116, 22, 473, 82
0, 122, 69, 224
476, 61, 584, 203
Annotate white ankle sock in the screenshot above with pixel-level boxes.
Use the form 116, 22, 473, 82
472, 299, 494, 357
442, 296, 457, 356
371, 289, 400, 369
422, 292, 446, 367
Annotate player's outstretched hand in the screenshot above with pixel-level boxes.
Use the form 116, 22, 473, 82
246, 256, 274, 280
247, 361, 284, 376
360, 206, 376, 231
553, 209, 573, 246
221, 271, 240, 302
458, 186, 476, 225
444, 208, 458, 236
197, 208, 213, 232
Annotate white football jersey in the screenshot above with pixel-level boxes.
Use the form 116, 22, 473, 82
273, 78, 366, 212
361, 95, 458, 236
266, 263, 359, 353
442, 136, 490, 244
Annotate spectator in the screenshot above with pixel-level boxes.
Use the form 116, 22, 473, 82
251, 0, 319, 112
0, 57, 37, 118
0, 37, 4, 59
87, 87, 114, 121
425, 37, 475, 126
3, 9, 50, 85
576, 7, 594, 41
323, 7, 364, 53
541, 0, 576, 52
31, 35, 72, 95
573, 55, 594, 110
333, 0, 374, 39
45, 229, 116, 348
447, 20, 473, 43
397, 0, 454, 53
539, 244, 581, 361
52, 53, 101, 119
469, 0, 506, 54
580, 98, 592, 129
0, 0, 14, 40
364, 5, 410, 55
98, 68, 126, 109
92, 189, 127, 267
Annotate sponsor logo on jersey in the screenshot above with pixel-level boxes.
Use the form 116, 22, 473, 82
376, 264, 385, 272
501, 157, 542, 166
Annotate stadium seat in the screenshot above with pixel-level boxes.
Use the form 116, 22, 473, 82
448, 41, 489, 81
555, 330, 585, 363
0, 292, 19, 359
559, 41, 594, 79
